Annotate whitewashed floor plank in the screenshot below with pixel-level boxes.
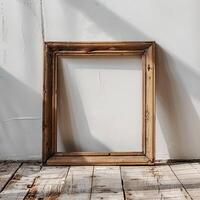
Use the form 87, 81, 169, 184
121, 165, 191, 200
58, 166, 93, 200
26, 166, 69, 199
1, 162, 200, 199
0, 162, 21, 192
121, 166, 159, 200
91, 166, 124, 200
170, 163, 200, 200
0, 163, 40, 200
156, 165, 191, 199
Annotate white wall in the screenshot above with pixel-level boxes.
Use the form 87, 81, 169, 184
0, 0, 200, 160
0, 0, 43, 160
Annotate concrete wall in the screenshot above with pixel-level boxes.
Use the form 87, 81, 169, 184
0, 0, 200, 160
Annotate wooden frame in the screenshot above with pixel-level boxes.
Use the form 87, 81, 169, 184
42, 41, 156, 165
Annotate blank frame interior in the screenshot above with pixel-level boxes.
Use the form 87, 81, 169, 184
57, 57, 143, 153
42, 41, 155, 165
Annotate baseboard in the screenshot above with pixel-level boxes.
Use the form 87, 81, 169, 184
155, 159, 200, 165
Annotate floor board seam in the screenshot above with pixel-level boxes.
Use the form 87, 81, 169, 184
0, 162, 23, 193
169, 164, 193, 200
23, 164, 42, 199
1, 162, 199, 199
60, 165, 71, 196
89, 166, 94, 200
120, 166, 126, 200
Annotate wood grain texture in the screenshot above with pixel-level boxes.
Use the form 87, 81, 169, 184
121, 166, 160, 199
1, 162, 200, 199
121, 165, 191, 199
0, 162, 21, 192
55, 152, 144, 156
91, 166, 124, 200
156, 165, 191, 199
42, 42, 54, 163
0, 163, 40, 200
43, 41, 156, 165
144, 42, 156, 162
25, 166, 69, 199
59, 166, 93, 200
46, 155, 150, 166
45, 41, 153, 51
170, 163, 200, 199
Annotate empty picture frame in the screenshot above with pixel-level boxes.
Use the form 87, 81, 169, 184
42, 41, 156, 165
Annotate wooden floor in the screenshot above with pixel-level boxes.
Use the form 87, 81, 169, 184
0, 162, 200, 199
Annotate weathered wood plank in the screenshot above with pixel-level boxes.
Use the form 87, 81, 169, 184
121, 166, 159, 199
190, 162, 200, 174
26, 166, 69, 199
189, 162, 200, 199
1, 163, 199, 199
156, 165, 191, 199
170, 163, 200, 200
121, 165, 191, 199
59, 166, 93, 200
0, 162, 21, 192
47, 155, 149, 166
91, 166, 124, 200
0, 163, 40, 200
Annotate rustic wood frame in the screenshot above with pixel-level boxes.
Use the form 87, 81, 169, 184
42, 41, 156, 165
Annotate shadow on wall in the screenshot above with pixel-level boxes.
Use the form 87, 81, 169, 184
0, 0, 43, 160
156, 46, 200, 159
57, 60, 110, 152
66, 0, 151, 41
0, 67, 42, 160
1, 0, 199, 159
61, 0, 200, 159
57, 57, 141, 152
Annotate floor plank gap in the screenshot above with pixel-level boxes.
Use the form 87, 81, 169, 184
120, 166, 126, 200
0, 162, 41, 200
169, 164, 193, 199
1, 162, 200, 199
89, 166, 94, 200
0, 162, 22, 193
